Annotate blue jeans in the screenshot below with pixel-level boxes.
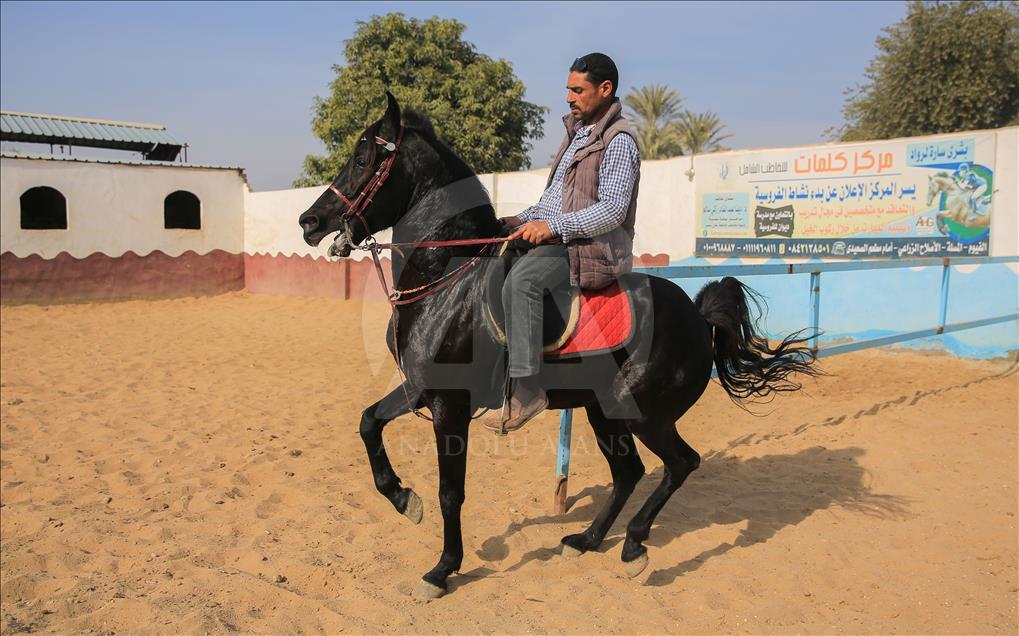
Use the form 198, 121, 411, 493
501, 243, 571, 378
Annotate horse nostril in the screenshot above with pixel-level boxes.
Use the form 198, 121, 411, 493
300, 214, 319, 232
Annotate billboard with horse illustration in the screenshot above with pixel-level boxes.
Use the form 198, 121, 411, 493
695, 133, 995, 258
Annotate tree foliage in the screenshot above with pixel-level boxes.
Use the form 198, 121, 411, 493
677, 111, 732, 154
623, 84, 732, 158
835, 0, 1019, 142
295, 13, 546, 186
623, 84, 686, 159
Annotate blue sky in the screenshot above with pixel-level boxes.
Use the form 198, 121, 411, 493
1, 1, 907, 191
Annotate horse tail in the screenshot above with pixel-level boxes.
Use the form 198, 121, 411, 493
694, 277, 821, 405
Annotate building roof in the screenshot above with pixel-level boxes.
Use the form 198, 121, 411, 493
0, 111, 184, 161
1, 151, 244, 174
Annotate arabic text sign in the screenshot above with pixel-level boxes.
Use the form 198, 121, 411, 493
696, 134, 995, 258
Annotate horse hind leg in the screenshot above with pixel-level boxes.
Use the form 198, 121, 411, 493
620, 425, 701, 579
561, 405, 645, 557
359, 383, 424, 523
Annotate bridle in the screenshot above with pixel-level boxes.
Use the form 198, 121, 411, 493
329, 128, 404, 248
325, 124, 510, 422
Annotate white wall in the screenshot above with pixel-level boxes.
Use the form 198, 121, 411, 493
630, 155, 697, 257
0, 157, 247, 258
489, 168, 545, 217
244, 185, 328, 258
243, 176, 504, 260
245, 127, 1016, 263
239, 168, 695, 303
18, 127, 1005, 264
243, 185, 392, 261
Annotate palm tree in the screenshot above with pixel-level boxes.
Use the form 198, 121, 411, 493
623, 84, 685, 159
677, 111, 732, 154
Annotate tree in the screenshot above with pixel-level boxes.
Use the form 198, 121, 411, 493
623, 84, 733, 157
677, 111, 732, 154
295, 13, 546, 186
623, 84, 686, 159
834, 1, 1019, 142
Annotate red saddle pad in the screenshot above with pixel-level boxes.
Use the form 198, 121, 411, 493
546, 281, 634, 358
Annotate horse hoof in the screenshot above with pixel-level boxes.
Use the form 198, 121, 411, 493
403, 490, 423, 525
624, 552, 649, 579
413, 579, 445, 600
560, 544, 583, 559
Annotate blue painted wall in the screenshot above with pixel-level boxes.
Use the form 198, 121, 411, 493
662, 258, 1018, 359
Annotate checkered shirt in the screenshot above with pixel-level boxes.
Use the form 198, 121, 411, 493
517, 123, 640, 243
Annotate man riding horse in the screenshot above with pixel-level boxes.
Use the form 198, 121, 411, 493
298, 56, 817, 597
496, 52, 641, 433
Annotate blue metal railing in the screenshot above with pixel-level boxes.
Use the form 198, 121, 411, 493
636, 255, 1018, 358
551, 255, 1018, 513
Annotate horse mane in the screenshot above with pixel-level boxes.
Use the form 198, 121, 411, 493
403, 109, 437, 139
393, 106, 500, 242
401, 109, 479, 183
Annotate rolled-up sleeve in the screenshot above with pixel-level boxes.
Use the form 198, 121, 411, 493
546, 134, 640, 243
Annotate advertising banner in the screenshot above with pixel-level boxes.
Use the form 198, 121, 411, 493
696, 134, 996, 258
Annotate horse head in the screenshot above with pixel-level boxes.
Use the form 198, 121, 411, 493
926, 174, 939, 207
926, 172, 955, 207
299, 92, 416, 257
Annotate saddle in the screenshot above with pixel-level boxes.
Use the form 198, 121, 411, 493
482, 241, 635, 359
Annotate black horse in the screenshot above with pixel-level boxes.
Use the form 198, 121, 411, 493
299, 93, 819, 598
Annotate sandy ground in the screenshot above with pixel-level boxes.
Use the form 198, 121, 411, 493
1, 292, 1016, 635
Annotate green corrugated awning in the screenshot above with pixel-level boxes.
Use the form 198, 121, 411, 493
1, 111, 184, 161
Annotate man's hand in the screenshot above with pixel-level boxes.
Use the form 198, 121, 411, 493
508, 220, 555, 245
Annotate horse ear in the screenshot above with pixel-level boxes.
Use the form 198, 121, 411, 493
383, 91, 401, 132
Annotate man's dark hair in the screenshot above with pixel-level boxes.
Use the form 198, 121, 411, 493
570, 53, 618, 96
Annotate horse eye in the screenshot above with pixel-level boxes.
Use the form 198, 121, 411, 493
356, 157, 367, 168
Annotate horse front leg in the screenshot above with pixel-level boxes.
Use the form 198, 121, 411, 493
360, 383, 424, 524
415, 397, 471, 599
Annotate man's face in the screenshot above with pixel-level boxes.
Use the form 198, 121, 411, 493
566, 70, 613, 122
